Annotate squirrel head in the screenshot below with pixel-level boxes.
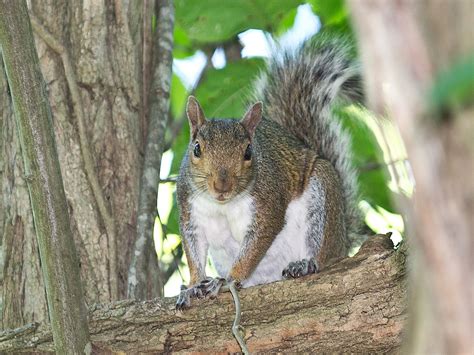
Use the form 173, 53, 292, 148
185, 96, 262, 203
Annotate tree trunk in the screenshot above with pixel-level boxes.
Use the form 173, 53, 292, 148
0, 1, 90, 352
0, 234, 407, 353
348, 0, 473, 353
1, 0, 145, 328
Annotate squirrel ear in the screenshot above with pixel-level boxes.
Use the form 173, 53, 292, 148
241, 102, 263, 137
186, 96, 206, 138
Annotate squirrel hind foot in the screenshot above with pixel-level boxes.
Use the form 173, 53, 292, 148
282, 258, 319, 279
196, 277, 225, 299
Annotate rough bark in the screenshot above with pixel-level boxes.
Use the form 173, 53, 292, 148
0, 0, 90, 352
1, 0, 145, 328
0, 234, 407, 353
348, 0, 473, 353
128, 0, 175, 300
1, 60, 48, 328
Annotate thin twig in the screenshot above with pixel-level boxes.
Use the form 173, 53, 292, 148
0, 322, 38, 341
223, 38, 243, 63
159, 176, 178, 183
358, 158, 408, 172
229, 281, 249, 355
30, 16, 119, 300
163, 116, 185, 152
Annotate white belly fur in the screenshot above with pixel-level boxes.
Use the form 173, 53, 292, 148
190, 185, 312, 287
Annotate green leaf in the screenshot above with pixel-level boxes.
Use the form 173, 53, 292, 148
175, 0, 302, 43
430, 53, 474, 113
309, 0, 348, 26
174, 24, 191, 47
335, 105, 394, 212
305, 0, 354, 41
253, 0, 304, 29
169, 120, 189, 175
170, 74, 187, 119
166, 197, 181, 236
195, 58, 265, 117
173, 25, 194, 59
165, 74, 187, 157
151, 14, 156, 32
275, 7, 298, 36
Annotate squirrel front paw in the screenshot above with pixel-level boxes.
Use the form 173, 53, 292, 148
176, 284, 198, 310
282, 258, 319, 279
176, 277, 225, 310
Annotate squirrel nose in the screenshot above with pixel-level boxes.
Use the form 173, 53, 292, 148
213, 168, 231, 193
213, 179, 231, 194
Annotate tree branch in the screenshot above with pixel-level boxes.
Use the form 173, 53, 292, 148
29, 15, 119, 300
223, 37, 243, 63
0, 234, 407, 353
127, 0, 175, 300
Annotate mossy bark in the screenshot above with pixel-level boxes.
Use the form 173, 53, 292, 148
0, 0, 90, 353
1, 0, 145, 328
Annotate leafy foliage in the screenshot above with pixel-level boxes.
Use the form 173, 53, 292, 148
175, 0, 303, 43
195, 58, 265, 117
309, 0, 348, 26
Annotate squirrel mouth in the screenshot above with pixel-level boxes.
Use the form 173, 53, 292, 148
215, 194, 228, 202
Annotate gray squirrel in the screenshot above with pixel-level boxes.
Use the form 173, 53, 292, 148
176, 38, 362, 309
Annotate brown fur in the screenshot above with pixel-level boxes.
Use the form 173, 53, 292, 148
178, 99, 346, 283
177, 38, 362, 288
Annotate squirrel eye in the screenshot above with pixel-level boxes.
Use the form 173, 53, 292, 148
193, 142, 201, 158
244, 144, 252, 161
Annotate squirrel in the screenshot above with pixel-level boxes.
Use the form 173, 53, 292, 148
176, 37, 362, 309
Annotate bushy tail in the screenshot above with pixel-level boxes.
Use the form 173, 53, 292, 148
254, 37, 362, 239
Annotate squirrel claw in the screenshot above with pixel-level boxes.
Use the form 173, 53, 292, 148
197, 277, 225, 299
176, 285, 193, 310
176, 277, 225, 310
282, 258, 318, 279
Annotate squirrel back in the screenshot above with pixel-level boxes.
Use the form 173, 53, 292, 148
253, 37, 362, 239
